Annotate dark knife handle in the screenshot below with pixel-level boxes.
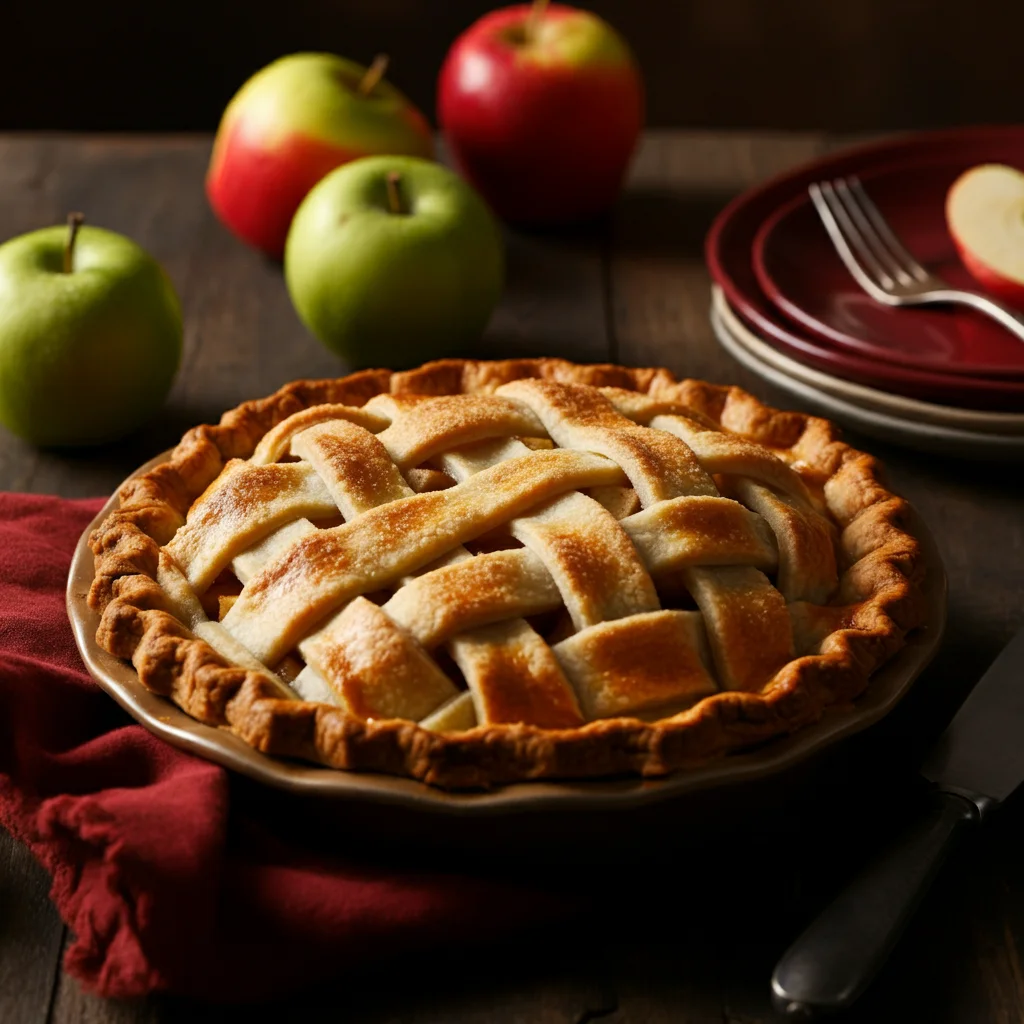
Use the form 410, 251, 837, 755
771, 790, 980, 1018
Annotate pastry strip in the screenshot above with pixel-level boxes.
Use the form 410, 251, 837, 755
620, 495, 778, 575
682, 566, 793, 690
383, 548, 562, 648
651, 414, 812, 504
729, 479, 837, 603
554, 610, 716, 719
499, 380, 718, 504
224, 448, 624, 664
369, 393, 546, 470
290, 419, 414, 519
450, 621, 584, 729
302, 597, 459, 721
509, 492, 660, 628
166, 461, 337, 591
250, 403, 389, 465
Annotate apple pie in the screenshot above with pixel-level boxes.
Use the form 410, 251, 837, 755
88, 358, 925, 788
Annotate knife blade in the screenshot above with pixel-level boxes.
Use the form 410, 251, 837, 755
772, 625, 1024, 1019
920, 627, 1024, 809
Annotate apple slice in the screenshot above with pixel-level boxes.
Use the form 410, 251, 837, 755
946, 163, 1024, 308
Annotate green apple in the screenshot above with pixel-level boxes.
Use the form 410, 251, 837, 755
0, 217, 182, 446
284, 155, 504, 367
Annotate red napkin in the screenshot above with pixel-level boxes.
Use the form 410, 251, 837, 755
0, 493, 576, 1001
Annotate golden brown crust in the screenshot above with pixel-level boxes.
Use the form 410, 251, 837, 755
88, 358, 926, 789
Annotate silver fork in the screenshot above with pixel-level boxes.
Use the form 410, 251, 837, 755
809, 176, 1024, 345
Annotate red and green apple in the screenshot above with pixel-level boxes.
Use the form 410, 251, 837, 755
207, 53, 435, 259
946, 163, 1024, 308
437, 1, 644, 225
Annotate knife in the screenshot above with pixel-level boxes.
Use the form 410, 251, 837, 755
771, 625, 1024, 1018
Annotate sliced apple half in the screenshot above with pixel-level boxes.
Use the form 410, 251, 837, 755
946, 163, 1024, 308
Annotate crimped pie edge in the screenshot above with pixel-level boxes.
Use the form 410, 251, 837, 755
86, 358, 925, 789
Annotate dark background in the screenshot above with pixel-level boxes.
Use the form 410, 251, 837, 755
3, 0, 1022, 133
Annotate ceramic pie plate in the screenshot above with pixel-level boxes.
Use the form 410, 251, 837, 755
67, 451, 947, 819
712, 288, 1024, 461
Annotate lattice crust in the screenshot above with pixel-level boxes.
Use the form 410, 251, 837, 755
88, 359, 925, 789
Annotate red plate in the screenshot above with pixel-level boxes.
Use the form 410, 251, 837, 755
753, 159, 1024, 378
706, 126, 1024, 410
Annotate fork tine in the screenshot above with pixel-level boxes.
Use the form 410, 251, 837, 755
846, 177, 931, 283
809, 181, 895, 296
834, 178, 916, 286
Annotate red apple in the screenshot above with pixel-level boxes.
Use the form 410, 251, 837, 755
438, 2, 644, 225
946, 163, 1024, 308
207, 53, 434, 258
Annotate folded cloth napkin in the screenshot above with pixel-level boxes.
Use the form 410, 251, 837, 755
0, 493, 575, 1001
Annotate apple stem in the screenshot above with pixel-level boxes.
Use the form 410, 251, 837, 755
386, 172, 404, 215
358, 54, 389, 96
63, 212, 84, 274
525, 0, 549, 42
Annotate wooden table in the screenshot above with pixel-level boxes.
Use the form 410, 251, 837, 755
0, 131, 1021, 1023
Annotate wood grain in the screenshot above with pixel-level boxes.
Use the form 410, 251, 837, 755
0, 130, 1021, 1023
49, 936, 612, 1023
0, 829, 64, 1024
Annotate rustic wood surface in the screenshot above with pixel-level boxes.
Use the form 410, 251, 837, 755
0, 131, 1021, 1023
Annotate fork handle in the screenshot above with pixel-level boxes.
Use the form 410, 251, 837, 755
932, 289, 1024, 345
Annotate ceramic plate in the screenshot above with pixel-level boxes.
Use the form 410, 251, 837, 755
713, 287, 1024, 436
706, 125, 1024, 409
67, 453, 947, 817
753, 159, 1024, 378
712, 290, 1024, 460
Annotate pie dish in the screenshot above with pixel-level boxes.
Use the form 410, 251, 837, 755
87, 358, 926, 789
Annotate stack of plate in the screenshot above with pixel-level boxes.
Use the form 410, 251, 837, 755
706, 126, 1024, 459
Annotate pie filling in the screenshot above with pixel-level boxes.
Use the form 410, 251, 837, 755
158, 380, 843, 733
